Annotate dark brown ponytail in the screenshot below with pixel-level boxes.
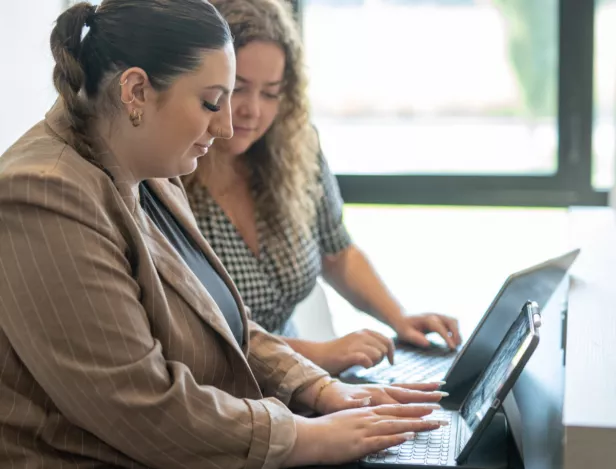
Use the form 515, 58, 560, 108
50, 2, 97, 160
48, 0, 231, 163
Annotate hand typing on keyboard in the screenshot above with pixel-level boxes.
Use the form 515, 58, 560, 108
310, 378, 449, 415
282, 404, 449, 467
362, 409, 455, 466
308, 329, 396, 375
391, 313, 462, 350
286, 378, 450, 466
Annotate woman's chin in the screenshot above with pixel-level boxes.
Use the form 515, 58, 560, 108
218, 138, 253, 158
177, 156, 199, 177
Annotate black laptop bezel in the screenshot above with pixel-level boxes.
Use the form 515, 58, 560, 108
454, 300, 541, 464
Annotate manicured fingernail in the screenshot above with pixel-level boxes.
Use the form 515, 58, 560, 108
361, 397, 371, 406
425, 419, 450, 426
435, 381, 447, 386
425, 404, 442, 410
437, 391, 449, 397
404, 432, 416, 440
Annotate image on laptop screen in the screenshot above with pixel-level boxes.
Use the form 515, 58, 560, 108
456, 306, 538, 462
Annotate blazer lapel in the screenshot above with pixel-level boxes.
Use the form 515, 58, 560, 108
138, 179, 251, 355
45, 100, 249, 357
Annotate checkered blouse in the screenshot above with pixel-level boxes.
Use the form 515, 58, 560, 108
187, 155, 352, 334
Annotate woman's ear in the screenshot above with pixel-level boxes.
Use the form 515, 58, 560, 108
118, 67, 150, 109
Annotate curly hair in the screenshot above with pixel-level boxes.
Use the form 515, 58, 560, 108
185, 0, 320, 244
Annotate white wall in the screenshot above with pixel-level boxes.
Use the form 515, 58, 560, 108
0, 0, 66, 153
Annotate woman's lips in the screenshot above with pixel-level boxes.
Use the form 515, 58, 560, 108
233, 126, 256, 136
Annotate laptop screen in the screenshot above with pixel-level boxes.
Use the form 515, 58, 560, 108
444, 249, 578, 397
459, 308, 535, 435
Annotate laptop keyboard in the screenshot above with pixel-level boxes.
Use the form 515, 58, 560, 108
355, 348, 455, 384
361, 410, 454, 466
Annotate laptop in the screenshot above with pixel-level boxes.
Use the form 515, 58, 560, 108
359, 300, 542, 468
340, 249, 579, 407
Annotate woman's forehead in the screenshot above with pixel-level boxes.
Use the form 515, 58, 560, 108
182, 45, 236, 89
236, 41, 285, 83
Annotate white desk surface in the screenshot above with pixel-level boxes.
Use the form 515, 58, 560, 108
565, 207, 616, 429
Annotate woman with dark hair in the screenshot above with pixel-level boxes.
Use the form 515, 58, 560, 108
183, 0, 461, 375
0, 1, 448, 467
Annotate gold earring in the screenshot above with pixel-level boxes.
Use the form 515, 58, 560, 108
119, 78, 136, 104
129, 109, 143, 127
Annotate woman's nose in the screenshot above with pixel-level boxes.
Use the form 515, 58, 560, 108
237, 93, 261, 119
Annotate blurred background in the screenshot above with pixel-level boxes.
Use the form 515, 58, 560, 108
0, 0, 613, 334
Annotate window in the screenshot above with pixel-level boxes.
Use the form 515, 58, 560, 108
593, 0, 616, 190
297, 0, 607, 207
305, 0, 557, 176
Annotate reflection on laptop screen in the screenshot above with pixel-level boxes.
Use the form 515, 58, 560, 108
460, 311, 533, 433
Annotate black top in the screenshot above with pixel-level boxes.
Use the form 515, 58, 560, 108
139, 182, 244, 345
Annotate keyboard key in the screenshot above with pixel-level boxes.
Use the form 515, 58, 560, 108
358, 350, 455, 383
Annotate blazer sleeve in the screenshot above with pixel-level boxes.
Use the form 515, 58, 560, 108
0, 170, 294, 469
246, 319, 329, 406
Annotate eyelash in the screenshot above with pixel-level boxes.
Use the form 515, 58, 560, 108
202, 101, 221, 112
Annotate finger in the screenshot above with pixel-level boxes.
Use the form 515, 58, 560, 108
368, 393, 399, 407
364, 330, 396, 365
372, 403, 442, 418
369, 418, 442, 437
363, 433, 417, 456
400, 328, 432, 348
358, 334, 390, 364
442, 316, 462, 345
385, 388, 447, 404
364, 419, 445, 448
358, 344, 387, 366
390, 381, 446, 392
426, 317, 457, 349
346, 395, 373, 408
346, 352, 377, 370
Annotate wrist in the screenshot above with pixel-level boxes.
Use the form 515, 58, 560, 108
313, 378, 340, 413
294, 375, 331, 410
309, 340, 330, 366
286, 338, 331, 369
282, 415, 314, 468
386, 308, 408, 331
303, 339, 336, 371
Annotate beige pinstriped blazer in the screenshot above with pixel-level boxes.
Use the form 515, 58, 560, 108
0, 101, 328, 469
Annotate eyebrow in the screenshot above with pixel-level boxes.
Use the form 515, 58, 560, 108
236, 75, 283, 87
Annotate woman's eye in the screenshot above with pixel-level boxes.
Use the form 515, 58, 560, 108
263, 92, 280, 100
202, 100, 221, 112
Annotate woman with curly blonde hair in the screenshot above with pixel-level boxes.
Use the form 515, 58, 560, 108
184, 0, 461, 374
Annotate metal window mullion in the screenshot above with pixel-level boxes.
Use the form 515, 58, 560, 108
556, 0, 595, 193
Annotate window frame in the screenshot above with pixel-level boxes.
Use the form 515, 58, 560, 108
294, 0, 605, 207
